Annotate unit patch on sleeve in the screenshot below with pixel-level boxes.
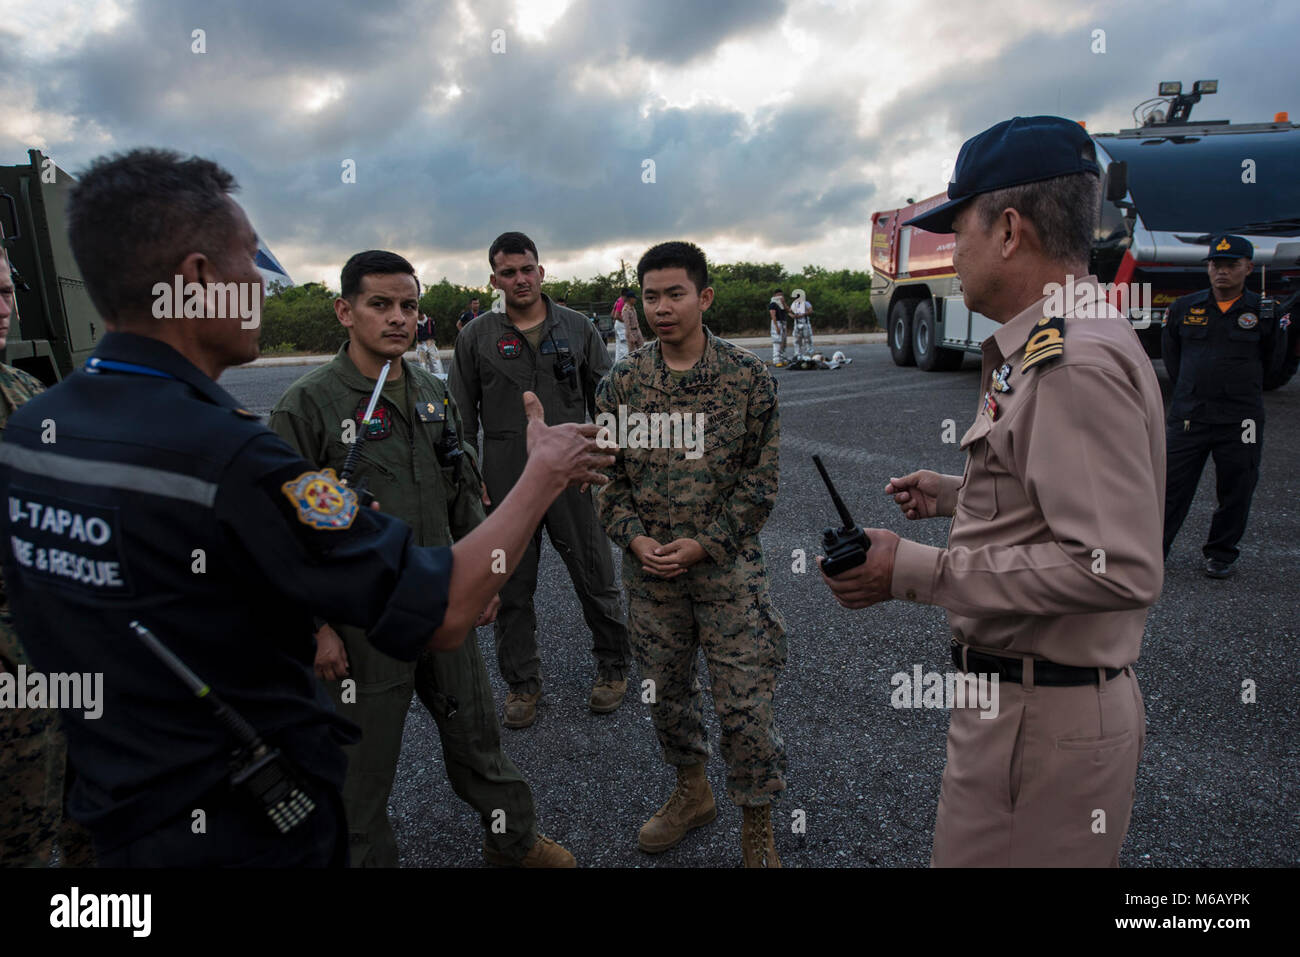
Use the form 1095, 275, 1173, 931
1021, 315, 1066, 371
279, 469, 358, 530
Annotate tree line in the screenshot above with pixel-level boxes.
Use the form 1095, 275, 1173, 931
258, 261, 876, 354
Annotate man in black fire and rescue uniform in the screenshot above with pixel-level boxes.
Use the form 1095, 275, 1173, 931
1161, 234, 1288, 578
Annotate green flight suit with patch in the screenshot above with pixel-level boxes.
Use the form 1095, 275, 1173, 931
448, 295, 629, 694
270, 344, 537, 866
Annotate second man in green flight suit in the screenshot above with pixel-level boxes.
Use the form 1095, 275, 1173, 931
270, 250, 573, 867
449, 232, 631, 729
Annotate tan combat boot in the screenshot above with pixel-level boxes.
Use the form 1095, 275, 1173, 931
589, 676, 627, 713
741, 804, 781, 868
503, 690, 541, 729
638, 763, 716, 853
483, 833, 576, 868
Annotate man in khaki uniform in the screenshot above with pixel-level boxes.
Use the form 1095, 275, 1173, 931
821, 116, 1164, 866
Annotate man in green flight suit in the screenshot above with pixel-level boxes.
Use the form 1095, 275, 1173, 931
0, 246, 94, 868
596, 241, 787, 868
270, 250, 573, 867
449, 232, 630, 729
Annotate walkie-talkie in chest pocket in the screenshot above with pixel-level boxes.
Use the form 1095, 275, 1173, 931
416, 393, 465, 470
541, 328, 578, 389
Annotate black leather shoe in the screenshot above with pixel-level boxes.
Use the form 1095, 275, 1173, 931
1204, 559, 1236, 579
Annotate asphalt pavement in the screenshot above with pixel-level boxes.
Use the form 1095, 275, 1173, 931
221, 341, 1300, 868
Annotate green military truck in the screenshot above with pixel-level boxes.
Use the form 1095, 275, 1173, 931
0, 148, 101, 385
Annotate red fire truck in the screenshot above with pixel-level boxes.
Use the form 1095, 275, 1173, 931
870, 82, 1300, 389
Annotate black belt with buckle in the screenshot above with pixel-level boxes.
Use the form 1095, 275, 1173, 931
951, 643, 1123, 687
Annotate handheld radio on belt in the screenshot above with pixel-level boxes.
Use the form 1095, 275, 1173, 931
813, 454, 869, 575
128, 621, 318, 834
339, 359, 392, 507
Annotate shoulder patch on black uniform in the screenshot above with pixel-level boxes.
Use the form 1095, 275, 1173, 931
232, 407, 261, 419
279, 468, 358, 530
1021, 315, 1065, 371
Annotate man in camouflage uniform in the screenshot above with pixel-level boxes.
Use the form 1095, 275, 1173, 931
270, 250, 572, 867
596, 241, 786, 867
0, 248, 93, 867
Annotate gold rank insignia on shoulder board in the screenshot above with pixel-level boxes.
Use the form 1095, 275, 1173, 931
1021, 315, 1065, 371
280, 468, 358, 530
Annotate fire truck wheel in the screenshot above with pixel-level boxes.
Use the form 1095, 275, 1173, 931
912, 299, 964, 371
889, 299, 917, 366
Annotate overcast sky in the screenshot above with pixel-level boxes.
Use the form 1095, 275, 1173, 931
2, 0, 1297, 290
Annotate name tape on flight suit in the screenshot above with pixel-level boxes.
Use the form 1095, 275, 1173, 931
415, 400, 446, 422
7, 489, 132, 594
1021, 315, 1066, 371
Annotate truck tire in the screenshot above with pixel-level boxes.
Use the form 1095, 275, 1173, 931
889, 299, 917, 366
912, 300, 964, 371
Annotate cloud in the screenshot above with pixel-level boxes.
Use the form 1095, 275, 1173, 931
1, 0, 1294, 286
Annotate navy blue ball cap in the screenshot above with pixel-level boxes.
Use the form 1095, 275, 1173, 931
1204, 234, 1254, 261
904, 115, 1101, 233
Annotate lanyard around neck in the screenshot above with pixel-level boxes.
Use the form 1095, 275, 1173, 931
84, 357, 176, 379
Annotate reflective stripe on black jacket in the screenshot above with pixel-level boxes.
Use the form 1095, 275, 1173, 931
0, 332, 452, 850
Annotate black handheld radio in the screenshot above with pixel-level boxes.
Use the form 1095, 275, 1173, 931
1260, 264, 1277, 323
813, 454, 869, 575
129, 621, 318, 835
546, 328, 578, 388
434, 395, 464, 467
